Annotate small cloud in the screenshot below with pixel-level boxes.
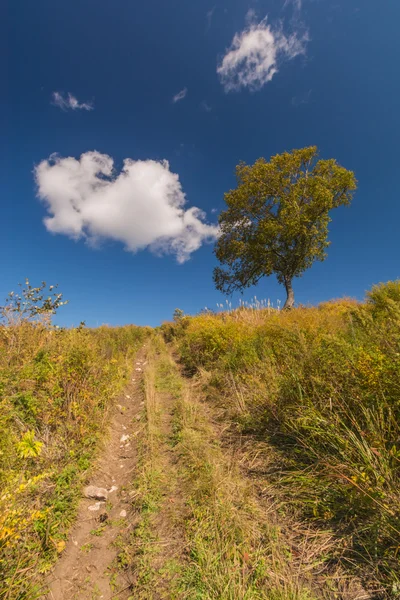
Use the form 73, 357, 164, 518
245, 8, 257, 23
52, 92, 93, 111
211, 208, 218, 213
206, 6, 216, 31
217, 16, 309, 92
34, 151, 219, 264
291, 89, 312, 106
283, 0, 302, 11
172, 87, 188, 103
201, 101, 212, 112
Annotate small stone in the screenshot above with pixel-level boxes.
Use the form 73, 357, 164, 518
126, 395, 131, 399
135, 368, 142, 372
84, 486, 108, 501
88, 502, 102, 511
136, 415, 141, 421
109, 485, 118, 493
120, 434, 130, 443
122, 425, 127, 430
119, 510, 127, 518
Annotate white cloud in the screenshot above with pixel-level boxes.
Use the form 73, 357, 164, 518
217, 17, 308, 92
172, 87, 188, 103
34, 151, 218, 263
52, 92, 94, 111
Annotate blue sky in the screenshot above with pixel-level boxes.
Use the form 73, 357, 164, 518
3, 0, 400, 326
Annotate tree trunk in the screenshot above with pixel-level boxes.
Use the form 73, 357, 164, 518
283, 276, 295, 310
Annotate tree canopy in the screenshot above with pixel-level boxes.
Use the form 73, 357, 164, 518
214, 146, 357, 308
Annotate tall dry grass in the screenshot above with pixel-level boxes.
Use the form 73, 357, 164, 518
163, 281, 400, 596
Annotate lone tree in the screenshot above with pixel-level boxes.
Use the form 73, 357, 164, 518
214, 146, 357, 309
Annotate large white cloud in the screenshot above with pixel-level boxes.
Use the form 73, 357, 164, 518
217, 17, 308, 92
35, 152, 219, 263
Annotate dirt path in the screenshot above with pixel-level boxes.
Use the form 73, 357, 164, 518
46, 345, 148, 600
45, 337, 369, 600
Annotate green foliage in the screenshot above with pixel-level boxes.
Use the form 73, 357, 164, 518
170, 281, 400, 595
173, 308, 185, 322
214, 147, 357, 308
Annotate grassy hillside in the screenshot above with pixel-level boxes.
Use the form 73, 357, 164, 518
2, 280, 400, 598
162, 281, 400, 596
0, 322, 148, 598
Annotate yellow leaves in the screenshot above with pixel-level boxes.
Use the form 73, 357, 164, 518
356, 348, 385, 388
56, 540, 66, 554
16, 430, 43, 458
0, 506, 47, 546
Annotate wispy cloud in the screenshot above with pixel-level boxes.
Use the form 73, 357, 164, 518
217, 16, 308, 92
52, 92, 94, 111
283, 0, 302, 11
201, 101, 212, 112
206, 6, 216, 32
291, 88, 312, 106
35, 151, 218, 263
172, 87, 188, 103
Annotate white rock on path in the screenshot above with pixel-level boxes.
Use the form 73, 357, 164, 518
109, 485, 118, 493
119, 510, 127, 518
120, 434, 130, 443
88, 502, 102, 511
84, 486, 108, 501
